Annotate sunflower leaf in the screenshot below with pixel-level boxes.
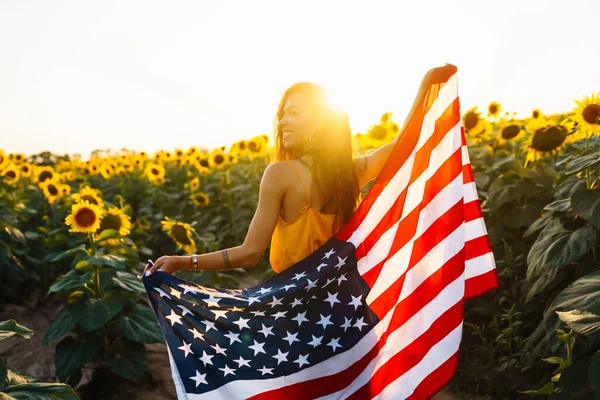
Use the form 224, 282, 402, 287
48, 244, 88, 263
571, 188, 600, 230
96, 229, 120, 242
0, 320, 34, 341
84, 254, 126, 270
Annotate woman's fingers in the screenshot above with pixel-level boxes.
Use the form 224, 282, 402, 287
138, 260, 154, 280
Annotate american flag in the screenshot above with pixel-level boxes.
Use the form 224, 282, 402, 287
142, 63, 500, 399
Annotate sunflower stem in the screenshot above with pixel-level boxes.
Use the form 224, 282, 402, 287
586, 133, 591, 189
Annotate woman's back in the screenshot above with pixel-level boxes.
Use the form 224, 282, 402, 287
269, 156, 338, 273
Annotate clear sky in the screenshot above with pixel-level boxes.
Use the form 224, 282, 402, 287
1, 0, 599, 159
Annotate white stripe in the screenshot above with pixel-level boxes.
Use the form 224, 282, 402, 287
461, 144, 470, 166
317, 271, 465, 400
465, 252, 496, 279
463, 181, 479, 203
167, 345, 190, 400
465, 216, 488, 242
373, 323, 463, 399
348, 74, 459, 251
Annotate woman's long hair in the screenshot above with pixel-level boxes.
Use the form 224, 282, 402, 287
269, 82, 361, 235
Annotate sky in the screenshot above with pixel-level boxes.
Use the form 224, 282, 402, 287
1, 0, 599, 159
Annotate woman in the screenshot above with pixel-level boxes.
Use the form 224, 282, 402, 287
140, 82, 400, 278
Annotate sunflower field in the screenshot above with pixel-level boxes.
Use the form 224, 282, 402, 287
1, 92, 600, 399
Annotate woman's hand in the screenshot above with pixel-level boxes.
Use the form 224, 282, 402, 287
138, 255, 187, 279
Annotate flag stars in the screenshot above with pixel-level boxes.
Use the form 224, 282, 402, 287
316, 314, 334, 329
290, 298, 303, 308
282, 283, 297, 291
324, 291, 341, 307
316, 262, 328, 272
233, 316, 251, 330
199, 350, 214, 367
292, 271, 307, 281
233, 355, 252, 368
257, 366, 274, 376
292, 311, 309, 326
353, 316, 368, 331
153, 287, 171, 299
189, 327, 204, 340
246, 296, 260, 305
272, 349, 289, 365
202, 295, 222, 308
337, 273, 348, 286
224, 331, 242, 345
257, 286, 272, 295
323, 277, 336, 287
282, 331, 300, 346
250, 310, 266, 317
201, 320, 217, 332
219, 364, 237, 377
348, 295, 363, 311
179, 284, 198, 295
178, 340, 194, 357
177, 305, 193, 316
308, 335, 323, 347
272, 311, 287, 320
210, 343, 227, 356
229, 305, 245, 312
341, 317, 353, 332
257, 324, 275, 338
267, 295, 283, 308
334, 256, 347, 270
322, 248, 336, 259
169, 287, 182, 299
190, 370, 207, 387
294, 353, 310, 368
165, 310, 183, 326
248, 340, 267, 356
304, 278, 318, 291
327, 337, 343, 352
211, 309, 229, 320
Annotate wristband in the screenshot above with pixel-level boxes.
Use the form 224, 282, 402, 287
191, 254, 199, 271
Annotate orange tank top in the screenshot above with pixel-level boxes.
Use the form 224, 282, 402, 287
269, 160, 337, 273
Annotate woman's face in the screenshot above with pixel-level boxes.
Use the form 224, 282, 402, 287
277, 93, 317, 151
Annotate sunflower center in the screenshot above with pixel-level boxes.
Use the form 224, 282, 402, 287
200, 159, 209, 168
488, 104, 498, 115
39, 171, 53, 182
48, 184, 59, 196
5, 170, 16, 179
100, 214, 122, 231
501, 125, 521, 139
239, 141, 247, 150
74, 208, 97, 228
171, 225, 192, 245
531, 126, 568, 152
80, 195, 98, 205
464, 112, 479, 130
21, 166, 29, 173
249, 142, 259, 151
194, 194, 207, 205
582, 104, 600, 125
532, 110, 540, 119
214, 155, 225, 165
151, 168, 160, 175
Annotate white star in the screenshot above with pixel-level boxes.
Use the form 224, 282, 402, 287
290, 298, 303, 308
282, 283, 297, 291
218, 364, 236, 377
153, 287, 171, 299
322, 248, 335, 259
248, 340, 266, 356
267, 295, 283, 308
272, 349, 289, 365
316, 314, 334, 329
348, 295, 362, 311
292, 311, 309, 326
210, 343, 227, 356
201, 320, 216, 332
202, 295, 222, 308
177, 305, 193, 316
316, 262, 328, 272
165, 310, 183, 326
224, 330, 242, 345
190, 370, 207, 387
246, 296, 260, 305
323, 277, 336, 287
257, 365, 274, 375
337, 273, 348, 286
341, 317, 353, 332
233, 355, 251, 368
334, 256, 347, 270
179, 284, 198, 295
257, 287, 273, 295
199, 350, 214, 367
250, 310, 266, 317
327, 337, 343, 352
292, 272, 307, 281
307, 294, 317, 303
308, 334, 323, 347
353, 316, 368, 331
294, 353, 310, 368
258, 324, 275, 338
169, 287, 182, 299
189, 327, 204, 340
282, 330, 300, 346
212, 309, 229, 320
178, 340, 194, 357
304, 278, 318, 291
233, 316, 251, 330
272, 311, 287, 320
324, 291, 341, 307
229, 305, 245, 312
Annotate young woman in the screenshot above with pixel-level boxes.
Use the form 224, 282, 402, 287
140, 82, 400, 278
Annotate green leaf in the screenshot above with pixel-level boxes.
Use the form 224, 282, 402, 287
543, 356, 564, 364
42, 307, 76, 345
2, 383, 80, 400
526, 226, 596, 279
66, 294, 125, 332
74, 260, 93, 273
55, 335, 101, 381
564, 148, 600, 174
571, 188, 600, 229
48, 244, 88, 263
517, 382, 554, 395
4, 227, 26, 245
543, 198, 571, 212
0, 359, 7, 391
96, 229, 120, 242
105, 340, 147, 380
523, 213, 563, 239
84, 254, 126, 269
590, 351, 600, 399
487, 180, 530, 211
0, 320, 34, 341
556, 309, 600, 336
524, 266, 568, 304
115, 304, 164, 344
48, 270, 83, 294
112, 271, 145, 294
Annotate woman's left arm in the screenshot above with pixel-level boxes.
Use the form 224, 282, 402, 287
141, 162, 288, 277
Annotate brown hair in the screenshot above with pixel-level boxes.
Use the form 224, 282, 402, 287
268, 82, 362, 235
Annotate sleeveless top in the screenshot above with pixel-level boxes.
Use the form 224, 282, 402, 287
269, 159, 337, 273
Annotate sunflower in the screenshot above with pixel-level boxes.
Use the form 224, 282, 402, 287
197, 156, 210, 169
487, 101, 502, 118
495, 121, 525, 147
571, 92, 600, 135
71, 186, 104, 208
208, 148, 228, 169
531, 109, 542, 120
189, 177, 200, 192
10, 153, 25, 163
135, 216, 151, 230
65, 200, 105, 234
174, 148, 185, 158
100, 164, 115, 179
34, 166, 58, 184
0, 150, 7, 170
521, 123, 569, 166
247, 135, 267, 156
40, 180, 63, 204
1, 163, 20, 184
190, 192, 210, 207
161, 217, 197, 254
138, 151, 149, 159
60, 184, 71, 195
462, 106, 486, 136
145, 163, 166, 184
19, 163, 32, 178
228, 153, 239, 165
186, 146, 199, 157
94, 207, 132, 246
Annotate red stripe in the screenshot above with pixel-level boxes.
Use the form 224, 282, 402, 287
410, 350, 460, 399
465, 235, 492, 260
462, 160, 474, 184
465, 267, 500, 299
464, 199, 483, 222
336, 65, 457, 243
249, 248, 465, 400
